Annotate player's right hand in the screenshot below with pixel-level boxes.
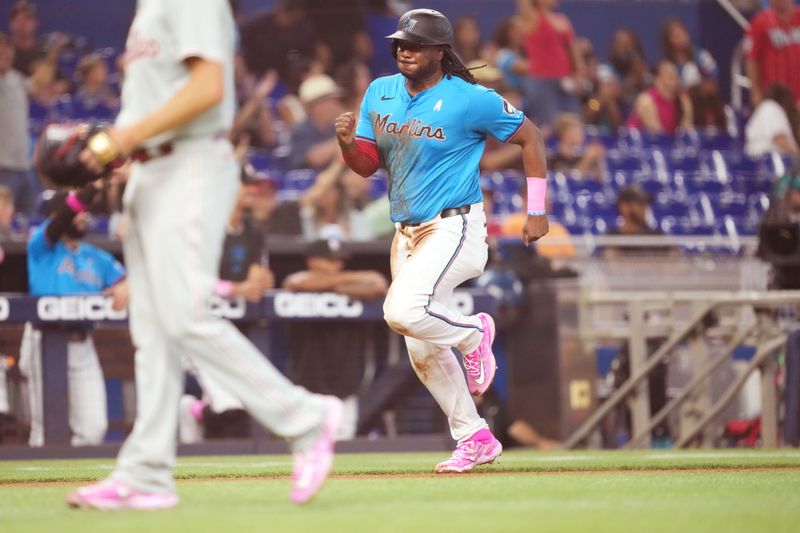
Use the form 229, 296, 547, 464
335, 112, 357, 147
523, 214, 549, 246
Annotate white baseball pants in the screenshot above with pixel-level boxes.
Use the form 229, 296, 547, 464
113, 136, 327, 493
383, 203, 490, 442
18, 322, 107, 447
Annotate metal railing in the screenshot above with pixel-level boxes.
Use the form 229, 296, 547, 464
566, 290, 800, 449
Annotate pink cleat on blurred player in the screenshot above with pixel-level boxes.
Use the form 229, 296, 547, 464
462, 313, 497, 396
66, 478, 179, 510
290, 396, 344, 505
435, 428, 503, 473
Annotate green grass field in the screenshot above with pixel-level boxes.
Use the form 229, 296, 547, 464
2, 449, 799, 532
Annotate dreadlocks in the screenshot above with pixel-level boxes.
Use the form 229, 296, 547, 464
441, 47, 478, 84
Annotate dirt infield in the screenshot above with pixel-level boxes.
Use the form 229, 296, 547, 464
5, 466, 800, 488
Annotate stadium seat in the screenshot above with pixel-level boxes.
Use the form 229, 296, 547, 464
606, 149, 642, 172
283, 169, 317, 192
698, 130, 737, 151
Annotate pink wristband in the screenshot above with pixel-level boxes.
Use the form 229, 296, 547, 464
527, 177, 547, 215
214, 280, 235, 298
66, 192, 87, 213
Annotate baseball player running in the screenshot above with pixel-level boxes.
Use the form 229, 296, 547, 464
336, 9, 549, 473
67, 0, 342, 510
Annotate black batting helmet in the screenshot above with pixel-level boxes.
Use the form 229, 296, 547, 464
386, 9, 453, 47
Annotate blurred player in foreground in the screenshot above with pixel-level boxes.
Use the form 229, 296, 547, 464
336, 9, 549, 472
68, 0, 342, 510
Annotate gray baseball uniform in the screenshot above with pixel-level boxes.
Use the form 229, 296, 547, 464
111, 0, 328, 493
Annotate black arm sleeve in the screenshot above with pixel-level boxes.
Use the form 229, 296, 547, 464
44, 185, 98, 244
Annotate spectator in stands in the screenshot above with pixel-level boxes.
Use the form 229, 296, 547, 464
276, 58, 326, 127
239, 0, 317, 80
286, 74, 345, 171
627, 60, 693, 136
283, 238, 389, 439
305, 0, 373, 70
335, 59, 373, 112
758, 172, 800, 289
0, 186, 15, 240
0, 33, 36, 216
603, 185, 668, 257
231, 58, 279, 150
548, 113, 606, 179
300, 159, 373, 241
27, 58, 69, 107
19, 185, 128, 447
600, 28, 650, 115
745, 0, 800, 104
453, 15, 482, 64
245, 167, 303, 237
517, 0, 586, 126
8, 1, 67, 77
745, 83, 800, 158
581, 37, 624, 131
661, 18, 718, 89
486, 16, 529, 94
660, 18, 726, 131
74, 53, 118, 109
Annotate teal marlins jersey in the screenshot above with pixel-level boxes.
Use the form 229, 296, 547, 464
355, 73, 525, 224
28, 220, 125, 296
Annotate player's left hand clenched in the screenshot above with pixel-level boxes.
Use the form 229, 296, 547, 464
523, 214, 549, 246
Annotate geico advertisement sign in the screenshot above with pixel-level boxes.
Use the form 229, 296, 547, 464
36, 295, 247, 321
274, 292, 363, 318
37, 296, 127, 321
208, 296, 247, 320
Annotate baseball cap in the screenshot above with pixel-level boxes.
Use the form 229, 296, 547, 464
298, 74, 342, 104
306, 238, 350, 261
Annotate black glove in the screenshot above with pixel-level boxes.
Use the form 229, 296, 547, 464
34, 122, 112, 187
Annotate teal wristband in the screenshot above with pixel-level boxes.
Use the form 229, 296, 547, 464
527, 211, 546, 216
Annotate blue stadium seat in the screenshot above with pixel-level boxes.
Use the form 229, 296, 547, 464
698, 130, 737, 151
712, 192, 748, 218
283, 169, 317, 192
685, 173, 728, 195
369, 175, 388, 199
668, 150, 701, 173
652, 197, 690, 219
606, 149, 642, 172
585, 126, 617, 149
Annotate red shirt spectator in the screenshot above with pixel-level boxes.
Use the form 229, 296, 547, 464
524, 10, 573, 78
627, 61, 693, 135
745, 0, 800, 103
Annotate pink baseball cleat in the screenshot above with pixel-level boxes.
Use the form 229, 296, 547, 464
463, 313, 497, 396
66, 478, 179, 510
435, 428, 503, 473
290, 396, 344, 505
